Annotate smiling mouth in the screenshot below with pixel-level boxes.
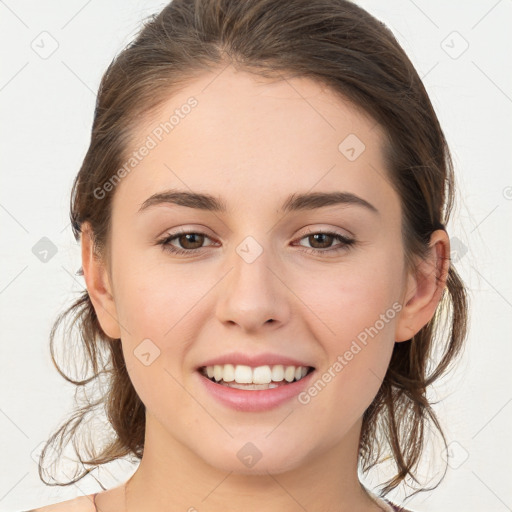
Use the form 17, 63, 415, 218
199, 364, 315, 390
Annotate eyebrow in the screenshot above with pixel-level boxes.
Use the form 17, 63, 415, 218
137, 189, 379, 215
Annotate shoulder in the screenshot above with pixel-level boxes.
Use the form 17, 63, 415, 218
26, 493, 97, 512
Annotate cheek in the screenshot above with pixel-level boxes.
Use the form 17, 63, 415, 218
292, 246, 403, 418
112, 249, 204, 338
296, 245, 404, 346
115, 266, 198, 415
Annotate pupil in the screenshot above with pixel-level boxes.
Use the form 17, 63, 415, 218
311, 233, 332, 248
181, 233, 203, 249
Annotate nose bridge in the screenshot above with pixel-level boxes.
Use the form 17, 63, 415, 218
215, 231, 290, 331
234, 234, 273, 290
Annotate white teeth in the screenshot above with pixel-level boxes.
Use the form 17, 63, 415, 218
213, 365, 223, 382
234, 365, 253, 383
253, 365, 272, 384
223, 363, 235, 382
271, 365, 284, 381
284, 366, 295, 382
224, 382, 279, 390
202, 364, 311, 385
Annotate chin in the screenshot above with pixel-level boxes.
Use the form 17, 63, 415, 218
197, 439, 309, 476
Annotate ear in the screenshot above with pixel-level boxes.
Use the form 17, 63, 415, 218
81, 222, 122, 339
395, 229, 450, 343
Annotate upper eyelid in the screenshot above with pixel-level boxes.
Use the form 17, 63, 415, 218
300, 226, 353, 238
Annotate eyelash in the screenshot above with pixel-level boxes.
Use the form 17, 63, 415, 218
157, 228, 355, 257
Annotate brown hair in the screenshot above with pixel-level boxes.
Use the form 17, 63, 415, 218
39, 0, 468, 499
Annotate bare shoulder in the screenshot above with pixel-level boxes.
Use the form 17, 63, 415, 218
28, 493, 96, 512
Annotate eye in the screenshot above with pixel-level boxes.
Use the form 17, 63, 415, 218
294, 229, 355, 256
157, 228, 356, 257
157, 230, 217, 256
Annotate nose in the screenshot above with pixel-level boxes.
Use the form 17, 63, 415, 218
215, 238, 291, 333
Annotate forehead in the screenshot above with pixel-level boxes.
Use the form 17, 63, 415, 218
112, 66, 396, 219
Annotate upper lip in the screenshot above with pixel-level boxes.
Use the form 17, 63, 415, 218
197, 352, 315, 370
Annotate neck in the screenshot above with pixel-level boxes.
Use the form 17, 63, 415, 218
123, 413, 381, 512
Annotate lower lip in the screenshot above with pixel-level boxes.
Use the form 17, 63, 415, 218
196, 370, 316, 412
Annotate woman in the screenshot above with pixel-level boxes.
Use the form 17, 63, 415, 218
28, 0, 468, 511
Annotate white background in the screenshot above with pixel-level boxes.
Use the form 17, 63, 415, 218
0, 1, 511, 511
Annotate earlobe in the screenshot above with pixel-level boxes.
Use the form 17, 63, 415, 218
395, 230, 450, 343
80, 222, 122, 339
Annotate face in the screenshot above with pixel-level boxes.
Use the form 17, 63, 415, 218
87, 66, 420, 476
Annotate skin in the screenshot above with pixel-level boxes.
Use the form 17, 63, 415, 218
73, 66, 448, 512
